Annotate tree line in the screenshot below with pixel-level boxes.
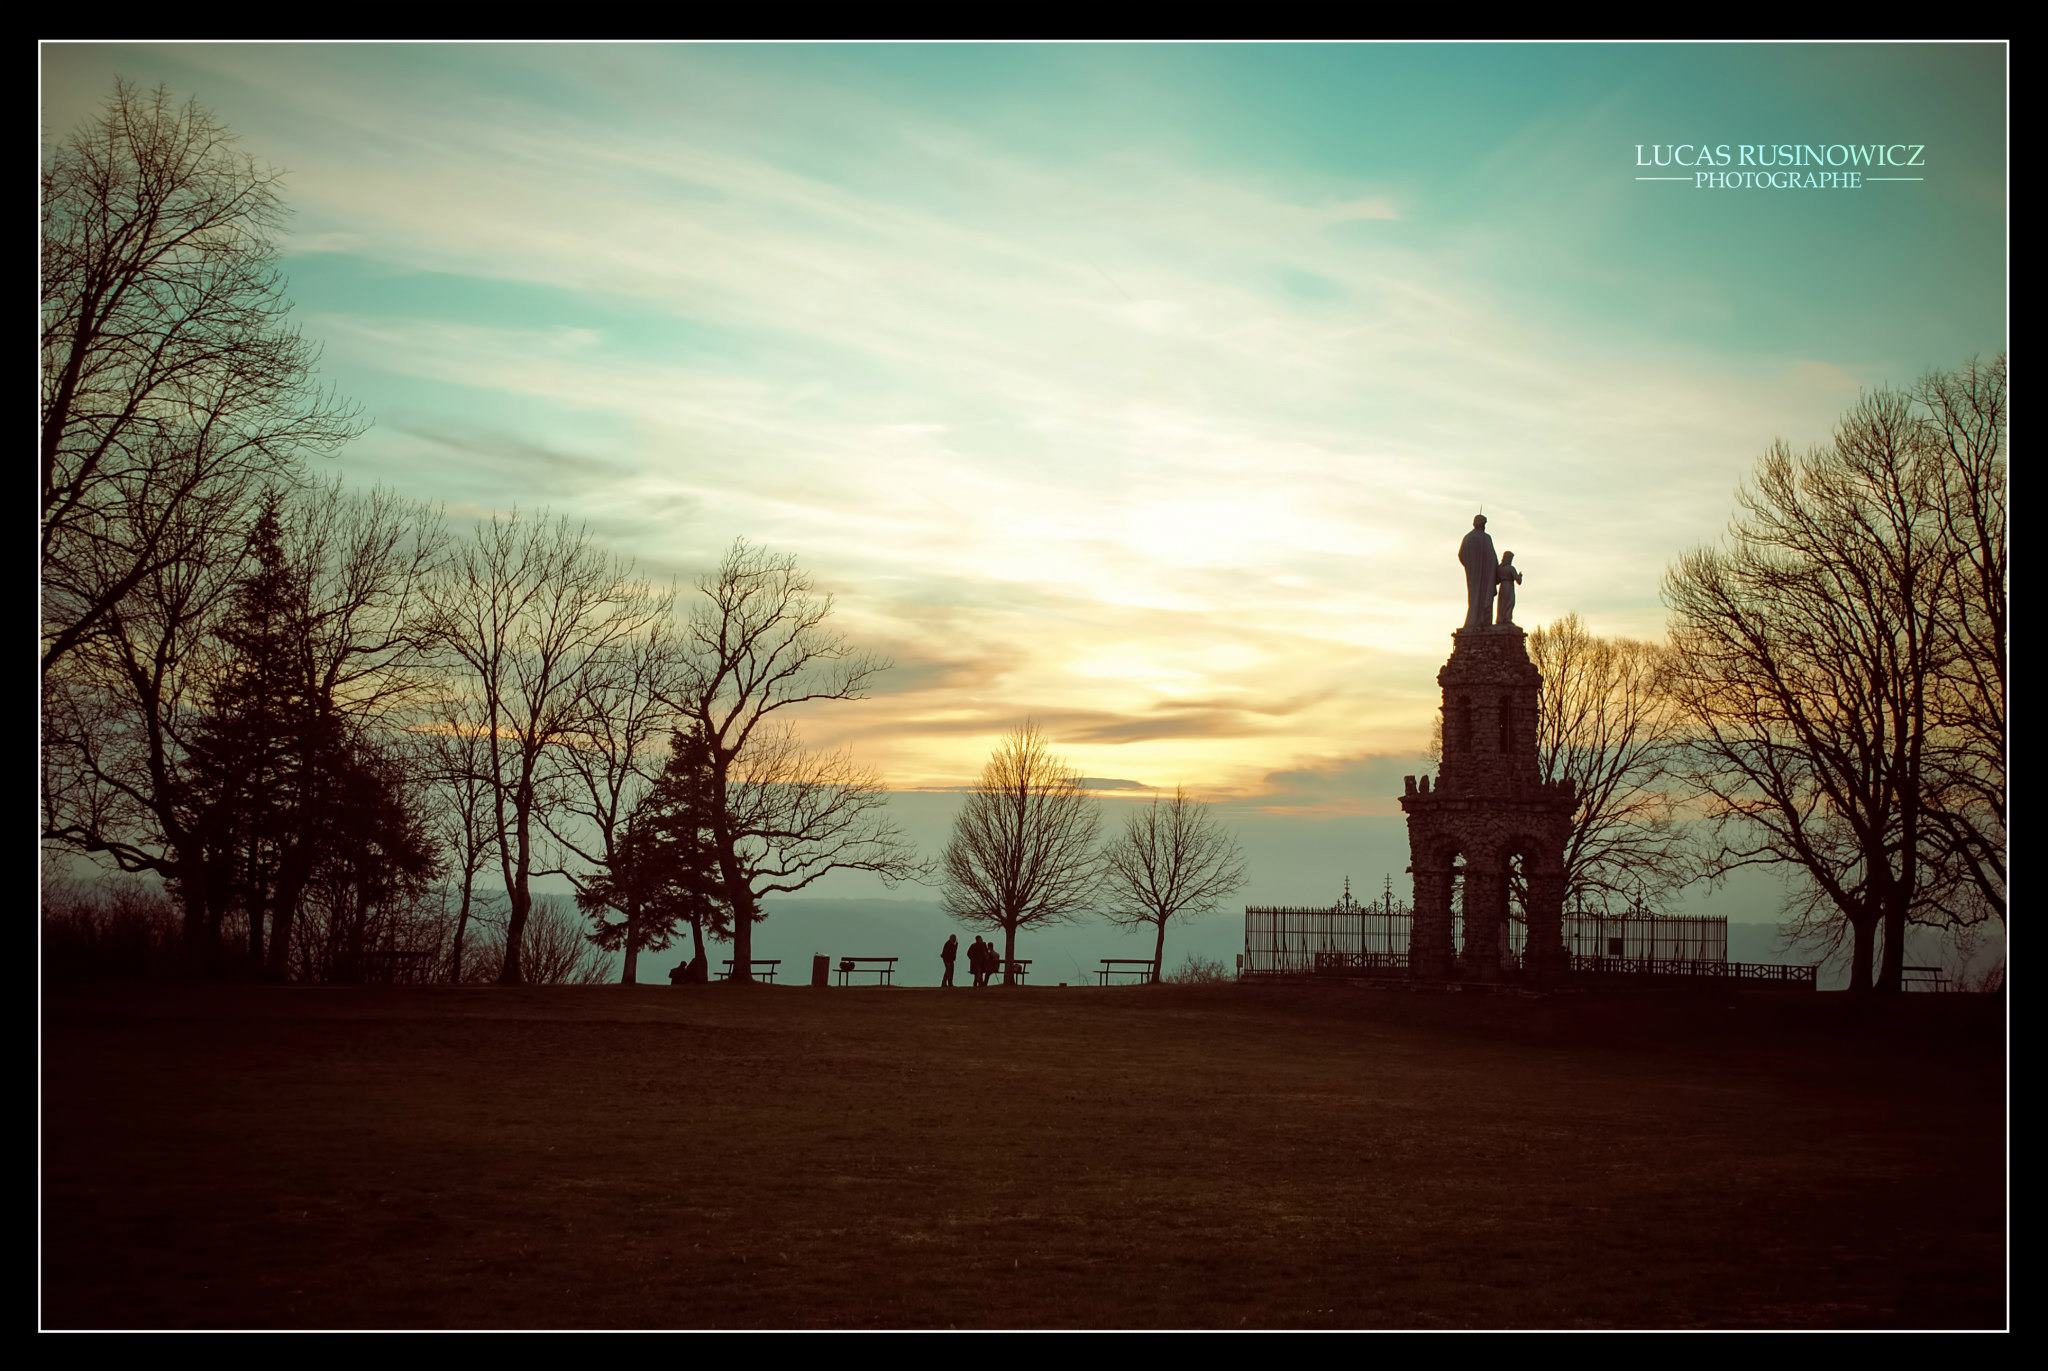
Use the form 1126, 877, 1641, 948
1457, 359, 2005, 994
38, 79, 1252, 990
41, 81, 2004, 995
938, 722, 1249, 984
40, 82, 933, 985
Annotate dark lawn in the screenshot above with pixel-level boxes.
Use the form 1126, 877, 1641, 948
40, 982, 2005, 1329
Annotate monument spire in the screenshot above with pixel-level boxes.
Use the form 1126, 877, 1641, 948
1402, 515, 1575, 981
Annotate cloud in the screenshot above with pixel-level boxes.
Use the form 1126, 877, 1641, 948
1239, 751, 1435, 817
38, 42, 1995, 808
385, 419, 632, 486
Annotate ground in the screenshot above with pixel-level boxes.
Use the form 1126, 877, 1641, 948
41, 981, 2005, 1330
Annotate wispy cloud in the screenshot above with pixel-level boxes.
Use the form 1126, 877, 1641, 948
40, 42, 2005, 802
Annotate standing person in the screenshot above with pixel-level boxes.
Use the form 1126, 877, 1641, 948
941, 933, 959, 987
969, 936, 986, 987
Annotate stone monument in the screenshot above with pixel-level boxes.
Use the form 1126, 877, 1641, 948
1401, 518, 1574, 981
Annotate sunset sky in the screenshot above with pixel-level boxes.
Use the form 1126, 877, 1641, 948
40, 43, 2006, 907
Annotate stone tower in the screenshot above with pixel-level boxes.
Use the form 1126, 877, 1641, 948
1400, 625, 1574, 980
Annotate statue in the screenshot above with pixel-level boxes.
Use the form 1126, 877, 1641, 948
1494, 551, 1522, 625
1458, 515, 1497, 628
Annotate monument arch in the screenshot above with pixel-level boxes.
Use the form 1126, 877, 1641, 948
1402, 520, 1574, 981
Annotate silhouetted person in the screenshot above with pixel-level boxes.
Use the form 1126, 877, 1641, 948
669, 958, 689, 986
969, 936, 988, 987
941, 933, 958, 987
1460, 514, 1498, 628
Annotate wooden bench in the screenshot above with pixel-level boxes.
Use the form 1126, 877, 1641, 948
717, 958, 781, 983
1098, 958, 1159, 985
1902, 964, 1951, 992
837, 955, 898, 986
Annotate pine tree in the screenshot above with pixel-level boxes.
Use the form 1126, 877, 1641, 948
579, 725, 729, 976
183, 491, 326, 971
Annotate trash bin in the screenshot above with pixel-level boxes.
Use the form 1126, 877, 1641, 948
811, 953, 830, 988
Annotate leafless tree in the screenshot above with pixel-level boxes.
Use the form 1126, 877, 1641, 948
424, 692, 501, 985
544, 609, 687, 984
42, 874, 183, 981
41, 517, 233, 963
673, 540, 929, 982
470, 896, 612, 987
1918, 357, 2007, 938
41, 79, 359, 675
1664, 386, 1966, 994
426, 511, 665, 984
42, 479, 439, 975
1100, 786, 1246, 981
940, 722, 1102, 985
1527, 614, 1692, 911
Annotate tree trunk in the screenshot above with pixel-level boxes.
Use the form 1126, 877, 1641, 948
1151, 919, 1167, 984
247, 884, 265, 969
1002, 923, 1017, 987
203, 883, 229, 979
1848, 915, 1877, 994
710, 805, 755, 982
499, 882, 529, 984
621, 893, 641, 985
268, 846, 316, 982
348, 886, 370, 984
179, 876, 210, 978
1877, 893, 1908, 995
450, 873, 473, 984
727, 889, 758, 982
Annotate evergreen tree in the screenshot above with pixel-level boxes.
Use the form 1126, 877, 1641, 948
310, 740, 442, 981
182, 491, 330, 971
579, 725, 729, 974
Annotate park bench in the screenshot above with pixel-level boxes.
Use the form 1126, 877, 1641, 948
837, 955, 898, 986
717, 958, 781, 983
992, 958, 1031, 985
1098, 958, 1159, 985
1901, 964, 1951, 992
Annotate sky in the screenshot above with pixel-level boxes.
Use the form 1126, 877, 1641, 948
39, 42, 2008, 919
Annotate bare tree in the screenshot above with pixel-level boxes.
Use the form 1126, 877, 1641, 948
42, 498, 242, 968
426, 511, 664, 984
41, 79, 359, 675
544, 610, 686, 984
423, 691, 500, 984
1527, 614, 1692, 911
1919, 356, 2007, 940
471, 896, 612, 987
675, 540, 929, 983
1664, 386, 1964, 994
940, 723, 1102, 985
1100, 786, 1246, 981
42, 479, 439, 976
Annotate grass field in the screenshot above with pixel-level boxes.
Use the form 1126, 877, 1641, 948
40, 982, 2005, 1330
